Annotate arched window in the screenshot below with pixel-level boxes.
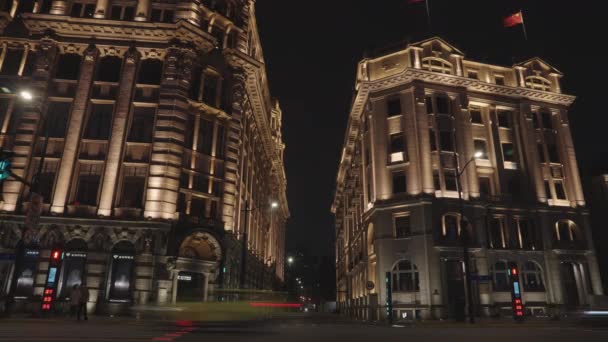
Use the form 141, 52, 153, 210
108, 241, 135, 302
442, 213, 461, 241
96, 56, 123, 82
421, 57, 452, 74
59, 239, 88, 297
391, 260, 419, 292
492, 260, 511, 291
138, 59, 163, 85
55, 53, 82, 80
522, 261, 545, 291
555, 220, 579, 242
525, 76, 551, 91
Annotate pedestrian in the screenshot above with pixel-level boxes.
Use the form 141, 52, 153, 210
69, 284, 81, 319
78, 284, 89, 321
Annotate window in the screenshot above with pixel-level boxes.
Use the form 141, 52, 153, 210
70, 2, 95, 18
55, 54, 82, 80
444, 170, 457, 191
59, 239, 87, 298
474, 139, 488, 159
555, 220, 578, 242
489, 217, 507, 249
554, 180, 566, 200
522, 262, 545, 292
547, 143, 560, 163
108, 241, 135, 302
128, 107, 155, 142
442, 214, 460, 240
387, 97, 401, 117
429, 129, 437, 151
494, 73, 505, 86
389, 133, 405, 163
425, 96, 433, 114
197, 118, 214, 155
541, 111, 553, 129
46, 102, 71, 138
470, 107, 483, 124
111, 5, 135, 21
75, 164, 103, 205
137, 59, 163, 85
544, 180, 552, 199
433, 170, 441, 191
421, 58, 452, 74
467, 69, 478, 79
84, 103, 114, 140
436, 97, 449, 114
202, 73, 220, 106
478, 177, 491, 197
497, 110, 511, 128
525, 76, 551, 91
502, 143, 515, 163
391, 260, 419, 292
36, 161, 58, 202
0, 48, 23, 75
516, 219, 536, 250
492, 261, 511, 292
119, 166, 146, 208
392, 171, 406, 195
394, 215, 411, 238
215, 125, 226, 158
537, 144, 546, 163
439, 131, 454, 152
15, 0, 35, 14
96, 56, 123, 82
150, 8, 174, 23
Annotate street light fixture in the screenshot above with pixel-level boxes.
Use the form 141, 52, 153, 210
271, 201, 279, 209
287, 256, 294, 265
19, 90, 33, 101
455, 151, 483, 324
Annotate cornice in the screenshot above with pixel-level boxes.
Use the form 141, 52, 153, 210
21, 14, 216, 51
188, 100, 231, 121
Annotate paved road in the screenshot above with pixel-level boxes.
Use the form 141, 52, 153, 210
1, 314, 607, 342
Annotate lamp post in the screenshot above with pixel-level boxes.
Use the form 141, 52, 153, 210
455, 151, 482, 324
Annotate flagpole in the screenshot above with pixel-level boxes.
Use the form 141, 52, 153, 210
425, 0, 432, 31
519, 10, 528, 41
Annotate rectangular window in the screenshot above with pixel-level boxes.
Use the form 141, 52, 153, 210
75, 164, 102, 206
46, 102, 71, 138
119, 166, 146, 208
215, 125, 226, 158
554, 181, 567, 200
541, 111, 553, 129
425, 96, 433, 114
111, 5, 135, 20
470, 108, 483, 124
0, 48, 23, 75
84, 103, 113, 140
479, 176, 491, 197
537, 144, 546, 163
544, 180, 552, 199
150, 8, 174, 23
433, 170, 441, 190
517, 219, 533, 249
490, 217, 506, 249
37, 161, 58, 203
392, 171, 406, 195
467, 69, 478, 79
128, 107, 155, 142
202, 73, 220, 106
502, 143, 515, 162
497, 110, 511, 128
389, 133, 405, 163
439, 131, 454, 151
547, 143, 560, 163
444, 170, 457, 191
394, 215, 411, 238
474, 139, 488, 159
429, 129, 437, 151
387, 97, 401, 117
494, 74, 505, 86
436, 97, 449, 114
197, 118, 214, 155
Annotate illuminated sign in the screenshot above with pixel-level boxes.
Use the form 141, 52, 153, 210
178, 275, 192, 281
113, 254, 134, 260
509, 265, 525, 321
385, 271, 393, 324
42, 250, 63, 312
47, 267, 57, 285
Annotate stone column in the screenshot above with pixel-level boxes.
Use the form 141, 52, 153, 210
550, 73, 562, 93
371, 99, 389, 200
134, 0, 151, 22
1, 38, 56, 212
97, 48, 140, 216
412, 47, 422, 69
134, 253, 154, 304
0, 42, 7, 71
414, 86, 434, 194
403, 91, 421, 195
520, 105, 546, 202
9, 0, 18, 18
515, 66, 526, 87
174, 0, 201, 26
456, 93, 479, 199
144, 44, 194, 219
93, 0, 109, 18
556, 109, 584, 206
171, 270, 178, 304
86, 250, 109, 313
51, 46, 98, 214
49, 0, 68, 15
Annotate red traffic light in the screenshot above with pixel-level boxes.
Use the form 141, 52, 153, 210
52, 251, 61, 260
511, 268, 518, 275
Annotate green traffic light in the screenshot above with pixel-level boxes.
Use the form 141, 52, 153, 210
0, 159, 11, 180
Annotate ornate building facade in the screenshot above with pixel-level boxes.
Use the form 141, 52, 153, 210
332, 37, 603, 321
0, 0, 288, 313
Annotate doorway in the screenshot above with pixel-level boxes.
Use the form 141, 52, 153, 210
561, 262, 582, 309
176, 271, 205, 302
446, 260, 466, 320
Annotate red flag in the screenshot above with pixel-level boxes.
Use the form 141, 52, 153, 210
503, 11, 523, 28
408, 0, 425, 4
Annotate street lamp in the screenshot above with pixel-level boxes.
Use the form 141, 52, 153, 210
271, 201, 279, 209
287, 256, 294, 265
455, 151, 483, 324
19, 90, 33, 101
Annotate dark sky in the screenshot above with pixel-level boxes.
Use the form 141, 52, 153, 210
255, 1, 607, 257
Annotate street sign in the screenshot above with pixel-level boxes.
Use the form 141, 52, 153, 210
366, 281, 375, 291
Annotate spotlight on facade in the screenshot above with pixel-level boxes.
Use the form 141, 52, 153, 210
19, 90, 33, 101
474, 151, 483, 158
271, 201, 279, 209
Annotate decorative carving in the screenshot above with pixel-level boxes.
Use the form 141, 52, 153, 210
89, 230, 111, 252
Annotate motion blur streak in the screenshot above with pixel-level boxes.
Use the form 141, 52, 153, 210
249, 302, 303, 308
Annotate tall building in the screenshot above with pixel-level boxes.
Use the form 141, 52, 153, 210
0, 0, 288, 313
590, 174, 608, 293
332, 37, 603, 321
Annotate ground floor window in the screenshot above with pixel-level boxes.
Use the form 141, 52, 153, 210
59, 239, 88, 298
108, 241, 135, 302
391, 260, 419, 292
13, 249, 39, 299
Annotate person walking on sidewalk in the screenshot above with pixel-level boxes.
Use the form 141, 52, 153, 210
69, 285, 81, 318
78, 284, 89, 321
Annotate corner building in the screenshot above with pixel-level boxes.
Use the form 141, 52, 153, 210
0, 0, 288, 313
332, 37, 603, 321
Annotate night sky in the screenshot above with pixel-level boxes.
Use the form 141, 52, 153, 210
255, 1, 607, 258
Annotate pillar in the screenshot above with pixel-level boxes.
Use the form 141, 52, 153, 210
515, 66, 526, 87
404, 91, 422, 195
49, 0, 67, 15
51, 46, 98, 214
556, 109, 585, 206
520, 105, 546, 203
93, 0, 109, 18
134, 0, 150, 22
414, 87, 434, 194
456, 93, 479, 199
97, 48, 140, 216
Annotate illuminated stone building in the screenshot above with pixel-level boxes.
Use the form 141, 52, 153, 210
332, 37, 603, 321
0, 0, 288, 313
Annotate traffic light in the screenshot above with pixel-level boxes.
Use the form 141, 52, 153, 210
0, 150, 14, 181
385, 271, 393, 324
41, 249, 63, 312
508, 264, 525, 321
